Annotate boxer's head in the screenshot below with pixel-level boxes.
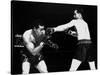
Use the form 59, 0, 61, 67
74, 9, 83, 19
33, 19, 45, 35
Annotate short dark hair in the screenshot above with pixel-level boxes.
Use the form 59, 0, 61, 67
75, 8, 84, 15
32, 19, 44, 29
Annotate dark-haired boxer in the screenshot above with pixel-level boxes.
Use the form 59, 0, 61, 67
22, 21, 48, 74
48, 9, 96, 71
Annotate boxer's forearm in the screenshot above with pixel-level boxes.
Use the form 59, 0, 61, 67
25, 42, 43, 56
54, 24, 68, 32
32, 44, 43, 55
54, 20, 74, 32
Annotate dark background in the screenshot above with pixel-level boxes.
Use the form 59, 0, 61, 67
11, 1, 97, 74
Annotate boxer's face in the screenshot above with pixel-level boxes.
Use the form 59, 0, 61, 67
37, 25, 45, 35
74, 10, 82, 19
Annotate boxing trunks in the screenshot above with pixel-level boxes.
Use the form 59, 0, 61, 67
74, 40, 95, 62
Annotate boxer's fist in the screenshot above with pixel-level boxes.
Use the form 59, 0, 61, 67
40, 42, 45, 47
51, 43, 59, 49
46, 40, 59, 49
68, 30, 77, 37
46, 28, 54, 35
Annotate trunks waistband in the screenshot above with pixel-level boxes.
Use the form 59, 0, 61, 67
77, 40, 92, 45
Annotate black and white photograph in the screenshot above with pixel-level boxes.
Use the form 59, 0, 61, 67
11, 0, 97, 74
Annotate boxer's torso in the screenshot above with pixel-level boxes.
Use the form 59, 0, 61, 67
73, 19, 91, 40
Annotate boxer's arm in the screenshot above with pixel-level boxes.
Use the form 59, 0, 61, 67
23, 31, 44, 55
54, 20, 75, 32
25, 42, 44, 55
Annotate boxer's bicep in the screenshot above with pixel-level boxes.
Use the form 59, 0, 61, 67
26, 42, 35, 53
66, 20, 75, 28
23, 31, 35, 53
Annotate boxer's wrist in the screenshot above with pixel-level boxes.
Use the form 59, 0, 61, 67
46, 27, 55, 35
40, 42, 45, 47
53, 28, 56, 32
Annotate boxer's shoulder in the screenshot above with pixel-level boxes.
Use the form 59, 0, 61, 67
23, 29, 32, 36
23, 29, 32, 40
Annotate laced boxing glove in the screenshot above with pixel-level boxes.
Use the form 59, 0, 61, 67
45, 28, 54, 35
42, 28, 59, 49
